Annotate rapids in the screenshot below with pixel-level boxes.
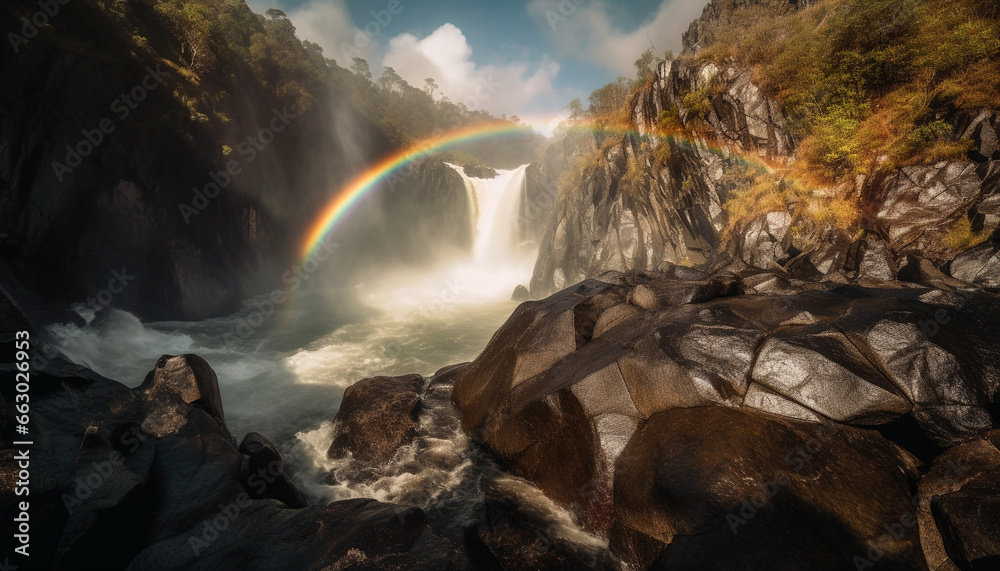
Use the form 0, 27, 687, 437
44, 163, 615, 559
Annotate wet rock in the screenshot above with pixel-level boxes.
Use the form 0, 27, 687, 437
239, 432, 308, 508
138, 354, 227, 433
915, 437, 1000, 570
751, 323, 910, 424
925, 437, 1000, 570
0, 354, 448, 570
838, 307, 993, 447
128, 499, 454, 571
734, 212, 794, 269
949, 239, 1000, 289
782, 252, 825, 281
610, 407, 922, 570
451, 265, 1000, 565
856, 237, 898, 281
327, 374, 425, 464
463, 164, 499, 178
511, 284, 530, 301
627, 274, 739, 310
898, 255, 970, 289
465, 478, 622, 570
873, 162, 988, 260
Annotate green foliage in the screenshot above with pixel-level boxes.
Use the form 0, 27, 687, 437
701, 0, 999, 185
652, 140, 672, 168
721, 170, 859, 246
943, 217, 992, 250
657, 108, 683, 132
798, 102, 868, 179
54, 0, 542, 168
681, 87, 713, 121
350, 57, 372, 82
633, 48, 659, 88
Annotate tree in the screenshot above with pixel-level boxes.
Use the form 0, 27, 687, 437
378, 66, 403, 92
587, 78, 631, 120
424, 77, 438, 97
265, 9, 287, 21
567, 98, 585, 120
634, 47, 659, 87
156, 2, 215, 74
350, 57, 372, 82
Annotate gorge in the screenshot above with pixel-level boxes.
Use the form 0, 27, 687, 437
2, 0, 1000, 569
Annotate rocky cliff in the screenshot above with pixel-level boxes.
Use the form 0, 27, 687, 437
0, 0, 473, 321
454, 256, 1000, 569
11, 253, 1000, 569
529, 0, 1000, 298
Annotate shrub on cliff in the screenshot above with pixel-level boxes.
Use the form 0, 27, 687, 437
700, 0, 1000, 184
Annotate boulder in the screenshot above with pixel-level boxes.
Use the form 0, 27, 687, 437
0, 353, 440, 570
914, 437, 1000, 570
239, 432, 308, 508
127, 499, 458, 571
898, 255, 970, 289
949, 240, 1000, 289
511, 284, 530, 301
610, 407, 922, 570
450, 265, 1000, 566
855, 237, 899, 282
464, 478, 622, 570
327, 374, 425, 464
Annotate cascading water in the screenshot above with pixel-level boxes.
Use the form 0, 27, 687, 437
44, 163, 617, 564
454, 163, 529, 265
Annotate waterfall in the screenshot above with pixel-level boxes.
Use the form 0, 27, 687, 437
448, 164, 529, 265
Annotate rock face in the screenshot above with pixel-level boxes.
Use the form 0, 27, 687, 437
921, 436, 1000, 570
950, 239, 1000, 290
462, 164, 499, 179
327, 374, 425, 465
0, 0, 472, 321
0, 349, 457, 570
681, 0, 810, 56
528, 0, 999, 298
452, 261, 1000, 568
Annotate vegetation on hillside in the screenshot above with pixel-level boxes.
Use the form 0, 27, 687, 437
550, 0, 998, 254
2, 0, 541, 168
330, 56, 544, 168
700, 0, 999, 182
555, 48, 671, 200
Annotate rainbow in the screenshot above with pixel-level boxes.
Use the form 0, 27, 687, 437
298, 117, 789, 262
299, 120, 543, 261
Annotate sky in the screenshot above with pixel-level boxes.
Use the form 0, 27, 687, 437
244, 0, 711, 134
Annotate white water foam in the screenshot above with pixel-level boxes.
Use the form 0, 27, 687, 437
42, 162, 619, 563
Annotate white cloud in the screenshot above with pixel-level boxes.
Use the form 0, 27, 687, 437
528, 0, 710, 76
285, 0, 370, 66
382, 24, 561, 119
243, 3, 571, 124
247, 0, 400, 67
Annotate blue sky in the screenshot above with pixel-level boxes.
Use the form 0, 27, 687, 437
245, 0, 711, 133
